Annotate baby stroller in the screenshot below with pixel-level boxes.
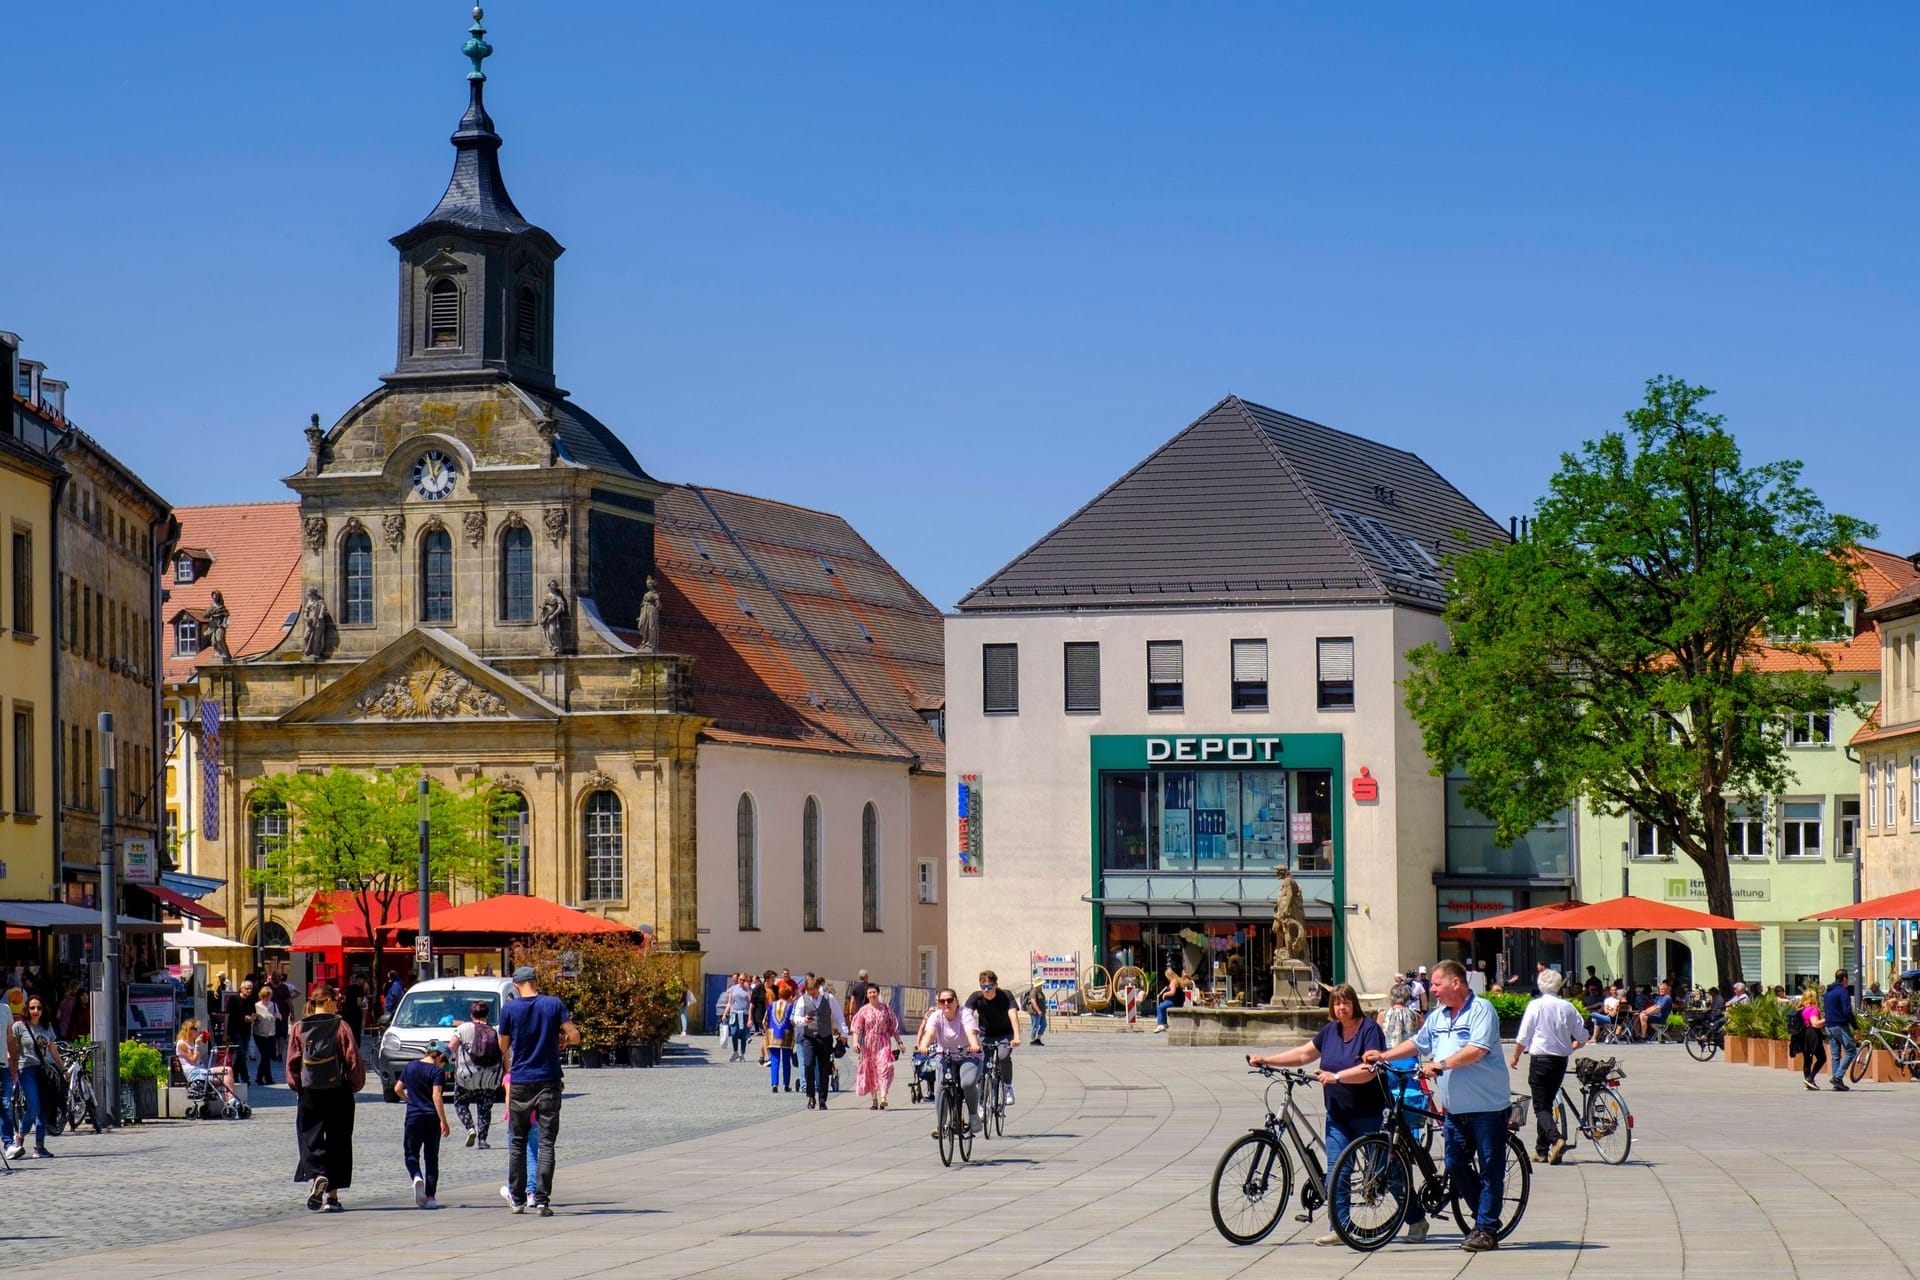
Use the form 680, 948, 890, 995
908, 1051, 936, 1104
184, 1040, 251, 1120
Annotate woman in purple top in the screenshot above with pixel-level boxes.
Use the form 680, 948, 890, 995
1250, 983, 1420, 1246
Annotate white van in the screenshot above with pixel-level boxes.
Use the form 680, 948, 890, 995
376, 975, 519, 1102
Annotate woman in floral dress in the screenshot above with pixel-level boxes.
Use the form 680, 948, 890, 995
850, 984, 902, 1109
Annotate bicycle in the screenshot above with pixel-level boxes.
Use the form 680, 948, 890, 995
1848, 1023, 1920, 1083
1328, 1066, 1531, 1252
59, 1042, 101, 1134
980, 1038, 1010, 1139
1209, 1066, 1331, 1245
1550, 1056, 1632, 1164
931, 1050, 975, 1167
1682, 1012, 1724, 1062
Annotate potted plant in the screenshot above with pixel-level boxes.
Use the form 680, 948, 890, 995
512, 934, 686, 1069
1488, 992, 1529, 1039
1748, 997, 1791, 1069
119, 1039, 167, 1121
1723, 999, 1754, 1063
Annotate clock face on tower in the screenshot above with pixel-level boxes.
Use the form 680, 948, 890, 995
411, 450, 458, 501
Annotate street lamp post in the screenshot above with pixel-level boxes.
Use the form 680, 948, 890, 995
417, 778, 431, 984
95, 712, 121, 1128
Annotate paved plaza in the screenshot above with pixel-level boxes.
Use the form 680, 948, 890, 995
7, 1034, 1920, 1279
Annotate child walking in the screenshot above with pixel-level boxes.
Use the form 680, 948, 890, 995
395, 1040, 451, 1209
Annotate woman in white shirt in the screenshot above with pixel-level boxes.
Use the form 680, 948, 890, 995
1508, 969, 1586, 1164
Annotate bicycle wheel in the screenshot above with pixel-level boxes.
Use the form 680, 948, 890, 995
956, 1108, 974, 1163
1848, 1042, 1872, 1084
1328, 1133, 1410, 1251
1209, 1131, 1294, 1245
1082, 965, 1112, 1012
1685, 1028, 1717, 1062
990, 1078, 1006, 1138
1552, 1096, 1576, 1158
1588, 1088, 1631, 1165
936, 1089, 957, 1167
1449, 1132, 1530, 1241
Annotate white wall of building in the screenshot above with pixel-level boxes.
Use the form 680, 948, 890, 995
695, 742, 945, 988
944, 602, 1447, 994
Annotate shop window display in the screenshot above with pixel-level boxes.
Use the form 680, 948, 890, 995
1099, 767, 1333, 874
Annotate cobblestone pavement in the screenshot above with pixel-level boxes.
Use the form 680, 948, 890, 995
12, 1034, 1920, 1278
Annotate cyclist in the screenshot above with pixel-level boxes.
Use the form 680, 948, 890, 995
1250, 982, 1422, 1246
915, 988, 983, 1137
964, 971, 1021, 1105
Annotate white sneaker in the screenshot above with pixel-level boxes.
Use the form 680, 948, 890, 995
1152, 1025, 1168, 1034
1004, 1086, 1015, 1105
1405, 1220, 1429, 1243
3, 1143, 22, 1161
423, 1198, 439, 1210
412, 1175, 427, 1207
1315, 1232, 1341, 1246
500, 1185, 515, 1206
464, 1129, 477, 1147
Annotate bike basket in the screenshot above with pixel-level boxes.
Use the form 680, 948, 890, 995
1507, 1095, 1531, 1131
1573, 1057, 1617, 1087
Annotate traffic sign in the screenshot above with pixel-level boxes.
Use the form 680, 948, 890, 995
414, 934, 432, 964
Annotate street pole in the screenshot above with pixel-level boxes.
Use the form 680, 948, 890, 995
416, 778, 431, 984
95, 712, 121, 1128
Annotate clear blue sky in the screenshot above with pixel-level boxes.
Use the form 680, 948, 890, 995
9, 5, 1916, 609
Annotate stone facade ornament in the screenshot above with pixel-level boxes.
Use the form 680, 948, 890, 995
463, 509, 487, 547
635, 575, 661, 652
204, 590, 232, 659
303, 515, 328, 553
304, 413, 326, 475
354, 656, 509, 719
542, 506, 567, 546
301, 588, 332, 659
343, 516, 367, 539
382, 512, 407, 551
582, 770, 615, 791
538, 578, 570, 655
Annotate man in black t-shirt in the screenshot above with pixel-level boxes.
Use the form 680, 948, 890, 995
844, 970, 874, 1022
963, 970, 1022, 1104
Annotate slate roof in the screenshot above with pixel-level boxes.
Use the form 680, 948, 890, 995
391, 82, 553, 252
653, 486, 945, 770
1750, 548, 1920, 675
959, 395, 1508, 613
538, 392, 653, 484
162, 502, 303, 687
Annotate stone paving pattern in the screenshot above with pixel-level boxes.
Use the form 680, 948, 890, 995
8, 1034, 1920, 1278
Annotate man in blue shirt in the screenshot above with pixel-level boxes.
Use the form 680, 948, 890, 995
1823, 968, 1859, 1091
1368, 958, 1512, 1252
1634, 981, 1674, 1041
497, 965, 580, 1216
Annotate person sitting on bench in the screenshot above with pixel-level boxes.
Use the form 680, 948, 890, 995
1635, 981, 1674, 1040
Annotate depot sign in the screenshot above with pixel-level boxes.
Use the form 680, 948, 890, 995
1146, 735, 1284, 764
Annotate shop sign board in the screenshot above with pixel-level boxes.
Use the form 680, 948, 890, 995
1092, 733, 1343, 774
957, 773, 983, 876
122, 838, 156, 885
1664, 878, 1770, 902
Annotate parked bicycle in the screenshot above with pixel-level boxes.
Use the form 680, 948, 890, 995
1683, 1012, 1725, 1062
1848, 1023, 1920, 1083
931, 1050, 974, 1167
1327, 1066, 1531, 1252
1550, 1056, 1632, 1163
58, 1042, 101, 1134
1209, 1066, 1332, 1244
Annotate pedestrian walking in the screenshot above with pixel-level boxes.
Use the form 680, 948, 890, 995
289, 983, 365, 1212
0, 987, 17, 1159
1508, 969, 1585, 1164
1824, 969, 1859, 1091
251, 988, 281, 1085
723, 974, 754, 1062
450, 999, 505, 1147
226, 978, 258, 1082
766, 981, 796, 1094
1250, 983, 1405, 1246
1026, 982, 1049, 1047
1796, 988, 1827, 1090
845, 969, 875, 1022
794, 976, 849, 1110
751, 971, 772, 1065
383, 971, 405, 1023
340, 980, 366, 1043
395, 1040, 451, 1209
1369, 959, 1512, 1252
9, 994, 64, 1159
496, 964, 580, 1216
851, 984, 902, 1109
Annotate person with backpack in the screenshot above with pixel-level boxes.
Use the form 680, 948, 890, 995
450, 1000, 505, 1147
287, 983, 366, 1212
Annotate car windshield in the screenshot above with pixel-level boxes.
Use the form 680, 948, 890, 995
393, 991, 498, 1030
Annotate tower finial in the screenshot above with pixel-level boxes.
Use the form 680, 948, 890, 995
463, 7, 492, 82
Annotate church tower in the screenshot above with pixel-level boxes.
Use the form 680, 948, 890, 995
388, 8, 561, 389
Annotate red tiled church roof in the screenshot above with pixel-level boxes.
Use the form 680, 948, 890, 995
163, 502, 304, 686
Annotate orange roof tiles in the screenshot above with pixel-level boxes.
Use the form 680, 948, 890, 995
1746, 547, 1919, 675
653, 485, 944, 772
163, 502, 303, 687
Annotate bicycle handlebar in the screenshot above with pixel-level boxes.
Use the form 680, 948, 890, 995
1247, 1064, 1316, 1086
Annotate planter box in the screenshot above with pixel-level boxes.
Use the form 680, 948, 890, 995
1725, 1035, 1749, 1064
1869, 1048, 1902, 1082
1770, 1040, 1793, 1069
578, 1048, 606, 1069
132, 1078, 160, 1120
627, 1042, 661, 1068
1749, 1038, 1777, 1066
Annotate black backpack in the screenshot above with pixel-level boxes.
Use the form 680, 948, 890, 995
298, 1013, 345, 1091
468, 1022, 501, 1067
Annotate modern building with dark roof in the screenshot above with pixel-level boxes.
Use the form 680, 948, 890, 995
946, 394, 1511, 1006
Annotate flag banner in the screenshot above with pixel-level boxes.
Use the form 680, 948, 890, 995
200, 700, 221, 841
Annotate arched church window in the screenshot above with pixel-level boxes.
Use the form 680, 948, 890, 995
497, 792, 530, 895
500, 524, 534, 621
515, 285, 540, 358
421, 528, 454, 623
342, 531, 374, 625
583, 790, 624, 902
427, 278, 461, 349
802, 796, 822, 931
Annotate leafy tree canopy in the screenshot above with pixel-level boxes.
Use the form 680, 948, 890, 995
1404, 377, 1873, 984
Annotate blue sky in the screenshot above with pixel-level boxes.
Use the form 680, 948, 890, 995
8, 5, 1915, 609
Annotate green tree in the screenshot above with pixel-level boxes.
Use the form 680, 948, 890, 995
1404, 377, 1872, 986
249, 765, 508, 988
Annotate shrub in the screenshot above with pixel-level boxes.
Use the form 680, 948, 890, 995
118, 1040, 167, 1084
512, 934, 687, 1052
1725, 999, 1758, 1038
1749, 995, 1791, 1041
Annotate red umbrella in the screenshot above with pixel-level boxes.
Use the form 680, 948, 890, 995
292, 890, 453, 952
1548, 895, 1758, 933
385, 894, 640, 946
1804, 886, 1920, 922
1444, 900, 1590, 933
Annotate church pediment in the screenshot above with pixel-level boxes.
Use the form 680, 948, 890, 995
279, 628, 559, 725
420, 249, 468, 274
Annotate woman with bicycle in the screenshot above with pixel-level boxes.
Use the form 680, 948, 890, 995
1248, 983, 1419, 1246
10, 994, 64, 1158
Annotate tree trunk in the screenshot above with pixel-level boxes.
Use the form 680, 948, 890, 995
1690, 792, 1745, 988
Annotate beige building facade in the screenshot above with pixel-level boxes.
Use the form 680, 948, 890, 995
1856, 573, 1920, 982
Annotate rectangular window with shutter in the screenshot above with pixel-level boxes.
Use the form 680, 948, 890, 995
982, 643, 1019, 715
1146, 640, 1183, 711
1317, 637, 1355, 710
1736, 929, 1762, 984
1783, 927, 1821, 991
1063, 642, 1101, 714
1231, 639, 1268, 711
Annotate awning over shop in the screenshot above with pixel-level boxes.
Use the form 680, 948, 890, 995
160, 871, 225, 900
292, 890, 453, 952
383, 894, 642, 946
0, 900, 170, 932
134, 883, 227, 929
1804, 886, 1920, 922
164, 928, 250, 951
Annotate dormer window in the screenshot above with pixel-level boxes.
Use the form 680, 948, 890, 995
427, 278, 461, 349
515, 285, 540, 358
174, 555, 195, 584
175, 617, 199, 657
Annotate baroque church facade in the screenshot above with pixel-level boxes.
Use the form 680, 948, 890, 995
194, 24, 704, 957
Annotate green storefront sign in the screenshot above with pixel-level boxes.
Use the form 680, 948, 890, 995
1089, 733, 1347, 981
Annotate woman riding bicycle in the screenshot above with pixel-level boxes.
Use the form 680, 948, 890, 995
915, 989, 983, 1137
1249, 983, 1424, 1245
